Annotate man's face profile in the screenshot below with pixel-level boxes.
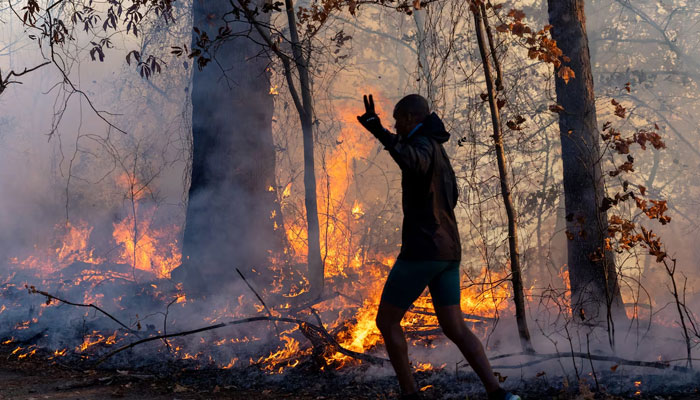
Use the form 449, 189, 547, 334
393, 108, 419, 137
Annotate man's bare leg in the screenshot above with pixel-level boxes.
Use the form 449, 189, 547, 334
376, 301, 417, 395
434, 305, 501, 393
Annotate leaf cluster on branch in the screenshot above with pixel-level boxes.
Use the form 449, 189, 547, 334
14, 0, 174, 79
599, 96, 670, 259
493, 7, 574, 83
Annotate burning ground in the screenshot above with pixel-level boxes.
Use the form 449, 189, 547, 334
1, 165, 699, 399
0, 98, 699, 400
0, 339, 699, 400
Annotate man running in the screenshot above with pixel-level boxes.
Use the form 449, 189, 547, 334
357, 94, 519, 400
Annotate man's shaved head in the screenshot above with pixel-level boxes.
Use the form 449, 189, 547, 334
393, 94, 430, 120
393, 94, 430, 137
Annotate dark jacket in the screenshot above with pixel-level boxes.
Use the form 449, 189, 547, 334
377, 112, 461, 261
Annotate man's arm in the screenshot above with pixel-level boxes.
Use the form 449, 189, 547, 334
359, 118, 433, 176
357, 94, 433, 175
386, 135, 433, 176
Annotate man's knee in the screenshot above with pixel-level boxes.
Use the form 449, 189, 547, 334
376, 312, 398, 333
375, 302, 405, 334
375, 314, 391, 334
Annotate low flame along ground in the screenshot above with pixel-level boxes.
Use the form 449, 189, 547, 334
2, 99, 564, 372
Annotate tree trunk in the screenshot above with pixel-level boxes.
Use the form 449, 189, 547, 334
175, 0, 282, 294
284, 0, 324, 301
413, 4, 434, 107
547, 0, 626, 332
471, 3, 533, 353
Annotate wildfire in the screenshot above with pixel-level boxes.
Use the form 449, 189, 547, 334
17, 348, 37, 359
221, 357, 239, 369
280, 99, 382, 280
8, 173, 181, 285
351, 200, 365, 219
3, 90, 532, 374
255, 335, 309, 374
461, 267, 512, 318
112, 213, 181, 279
49, 349, 67, 359
271, 97, 396, 365
76, 331, 118, 353
110, 173, 182, 278
10, 221, 104, 275
415, 362, 434, 372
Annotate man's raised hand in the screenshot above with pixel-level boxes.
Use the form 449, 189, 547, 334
357, 94, 384, 135
363, 94, 375, 115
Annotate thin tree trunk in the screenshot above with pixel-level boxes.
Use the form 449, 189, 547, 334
547, 0, 626, 335
233, 0, 324, 302
413, 3, 434, 106
471, 3, 533, 353
284, 0, 324, 301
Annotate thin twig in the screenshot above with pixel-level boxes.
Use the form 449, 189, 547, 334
161, 298, 177, 353
586, 334, 600, 392
236, 268, 280, 337
26, 286, 139, 336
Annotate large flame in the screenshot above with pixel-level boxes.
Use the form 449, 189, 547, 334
10, 221, 103, 275
112, 212, 181, 279
10, 173, 181, 281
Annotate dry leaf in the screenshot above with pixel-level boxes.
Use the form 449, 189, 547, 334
558, 66, 575, 84
549, 104, 565, 113
494, 371, 508, 382
173, 384, 189, 393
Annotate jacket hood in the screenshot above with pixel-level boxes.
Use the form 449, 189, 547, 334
418, 112, 450, 143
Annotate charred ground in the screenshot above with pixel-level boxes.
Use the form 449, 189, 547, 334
1, 342, 699, 400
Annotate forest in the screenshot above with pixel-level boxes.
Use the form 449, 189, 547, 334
0, 0, 699, 399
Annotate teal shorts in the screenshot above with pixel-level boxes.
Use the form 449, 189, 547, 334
380, 259, 461, 310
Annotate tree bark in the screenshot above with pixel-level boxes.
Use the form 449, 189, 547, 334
284, 0, 324, 301
413, 4, 434, 107
175, 0, 282, 293
547, 0, 626, 332
471, 3, 533, 353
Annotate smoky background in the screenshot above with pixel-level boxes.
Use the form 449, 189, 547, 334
0, 0, 697, 382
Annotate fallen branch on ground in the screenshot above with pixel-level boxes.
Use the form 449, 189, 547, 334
96, 316, 389, 366
489, 351, 693, 373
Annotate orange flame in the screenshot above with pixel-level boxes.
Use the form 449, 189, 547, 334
112, 214, 181, 278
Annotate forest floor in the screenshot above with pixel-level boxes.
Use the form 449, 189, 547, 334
1, 343, 699, 400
